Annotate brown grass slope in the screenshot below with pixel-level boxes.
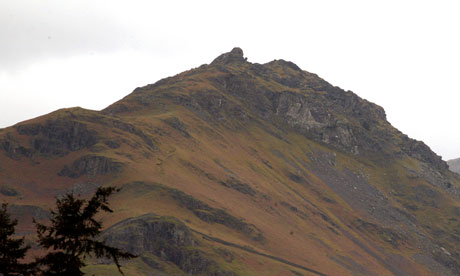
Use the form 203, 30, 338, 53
1, 48, 460, 276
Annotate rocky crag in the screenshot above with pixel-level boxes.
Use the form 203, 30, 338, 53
1, 48, 460, 276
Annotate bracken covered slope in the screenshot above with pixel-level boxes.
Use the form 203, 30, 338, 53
1, 48, 460, 276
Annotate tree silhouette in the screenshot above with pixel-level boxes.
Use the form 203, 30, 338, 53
0, 203, 32, 276
34, 187, 135, 276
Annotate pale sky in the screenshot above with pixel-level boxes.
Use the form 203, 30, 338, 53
1, 0, 459, 160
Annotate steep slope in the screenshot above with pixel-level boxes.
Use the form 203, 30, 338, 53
1, 48, 460, 276
448, 158, 460, 174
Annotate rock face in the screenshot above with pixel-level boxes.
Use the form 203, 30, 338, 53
0, 134, 33, 160
103, 213, 195, 255
0, 111, 156, 162
58, 155, 123, 178
16, 119, 99, 156
211, 47, 247, 65
448, 158, 460, 174
0, 185, 20, 197
0, 118, 100, 160
103, 213, 235, 276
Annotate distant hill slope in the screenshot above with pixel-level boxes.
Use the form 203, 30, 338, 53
1, 48, 460, 276
448, 158, 460, 174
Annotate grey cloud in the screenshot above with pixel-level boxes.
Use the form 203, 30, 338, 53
0, 1, 132, 70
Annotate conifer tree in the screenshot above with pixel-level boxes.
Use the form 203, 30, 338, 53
34, 187, 135, 276
0, 203, 32, 276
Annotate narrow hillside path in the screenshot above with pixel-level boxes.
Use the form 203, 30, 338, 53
192, 229, 333, 276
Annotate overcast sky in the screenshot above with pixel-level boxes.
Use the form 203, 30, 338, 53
1, 0, 459, 160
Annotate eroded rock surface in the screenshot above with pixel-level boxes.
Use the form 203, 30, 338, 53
58, 155, 123, 178
17, 119, 98, 156
103, 213, 235, 276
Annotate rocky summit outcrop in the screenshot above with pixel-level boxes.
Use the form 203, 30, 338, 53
105, 48, 447, 173
211, 47, 247, 65
2, 48, 460, 276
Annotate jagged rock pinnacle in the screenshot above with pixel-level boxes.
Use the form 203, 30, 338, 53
211, 47, 247, 65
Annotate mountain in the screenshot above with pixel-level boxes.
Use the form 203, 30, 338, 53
1, 47, 460, 276
448, 158, 460, 174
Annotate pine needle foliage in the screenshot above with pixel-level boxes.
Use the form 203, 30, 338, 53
34, 187, 135, 276
0, 203, 32, 276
